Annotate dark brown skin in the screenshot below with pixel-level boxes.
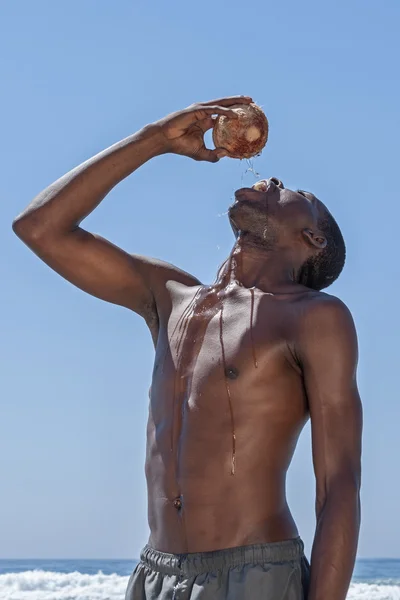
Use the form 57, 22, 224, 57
13, 96, 362, 600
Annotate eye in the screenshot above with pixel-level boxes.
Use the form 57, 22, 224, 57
297, 190, 307, 197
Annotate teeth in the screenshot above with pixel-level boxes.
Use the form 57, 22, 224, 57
253, 180, 267, 192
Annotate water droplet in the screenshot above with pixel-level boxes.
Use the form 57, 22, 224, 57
250, 288, 258, 368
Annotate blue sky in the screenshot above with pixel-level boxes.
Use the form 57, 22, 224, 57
1, 0, 399, 559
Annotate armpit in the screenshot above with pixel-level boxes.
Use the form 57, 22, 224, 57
143, 297, 160, 346
284, 340, 303, 376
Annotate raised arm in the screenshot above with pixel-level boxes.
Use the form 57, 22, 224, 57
298, 296, 362, 600
12, 97, 251, 321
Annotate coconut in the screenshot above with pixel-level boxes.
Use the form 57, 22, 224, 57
212, 103, 269, 159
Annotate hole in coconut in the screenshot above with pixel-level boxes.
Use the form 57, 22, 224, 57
245, 126, 261, 143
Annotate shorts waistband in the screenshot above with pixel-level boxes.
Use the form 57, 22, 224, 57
140, 537, 305, 577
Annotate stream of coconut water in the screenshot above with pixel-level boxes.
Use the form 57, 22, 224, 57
166, 160, 263, 476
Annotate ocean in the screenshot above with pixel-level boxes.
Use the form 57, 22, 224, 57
0, 557, 399, 599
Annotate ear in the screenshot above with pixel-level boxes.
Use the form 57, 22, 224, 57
302, 228, 327, 249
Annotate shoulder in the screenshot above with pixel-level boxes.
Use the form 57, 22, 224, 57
127, 254, 201, 342
298, 291, 355, 329
294, 291, 358, 366
130, 253, 202, 288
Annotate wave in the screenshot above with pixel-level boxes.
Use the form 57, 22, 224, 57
1, 570, 400, 600
347, 582, 400, 599
0, 570, 130, 600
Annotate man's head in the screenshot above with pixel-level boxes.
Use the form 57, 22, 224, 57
228, 178, 346, 291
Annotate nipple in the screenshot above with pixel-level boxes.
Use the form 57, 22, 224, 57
225, 366, 239, 380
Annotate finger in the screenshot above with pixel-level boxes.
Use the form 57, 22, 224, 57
195, 117, 214, 133
215, 147, 229, 159
198, 95, 253, 108
200, 106, 240, 119
175, 106, 236, 131
195, 147, 229, 163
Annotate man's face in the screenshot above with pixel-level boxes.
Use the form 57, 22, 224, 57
228, 178, 320, 246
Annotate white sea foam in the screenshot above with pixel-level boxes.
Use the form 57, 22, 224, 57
348, 583, 400, 599
0, 570, 130, 600
1, 571, 400, 600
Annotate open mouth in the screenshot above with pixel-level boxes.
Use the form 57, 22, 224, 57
252, 178, 283, 192
252, 180, 268, 192
234, 180, 271, 202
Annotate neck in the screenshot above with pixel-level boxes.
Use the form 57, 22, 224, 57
216, 236, 303, 292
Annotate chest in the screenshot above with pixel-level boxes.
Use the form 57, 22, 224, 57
147, 284, 307, 436
156, 284, 297, 386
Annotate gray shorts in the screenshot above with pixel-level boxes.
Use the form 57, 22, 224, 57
125, 537, 310, 599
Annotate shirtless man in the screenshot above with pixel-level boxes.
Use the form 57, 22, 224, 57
13, 96, 362, 600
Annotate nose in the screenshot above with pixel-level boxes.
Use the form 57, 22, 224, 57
269, 177, 284, 189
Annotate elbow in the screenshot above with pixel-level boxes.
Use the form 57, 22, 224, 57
13, 216, 35, 242
12, 215, 27, 239
12, 214, 47, 244
12, 216, 26, 239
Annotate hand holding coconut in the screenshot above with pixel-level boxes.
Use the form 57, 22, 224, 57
157, 96, 267, 163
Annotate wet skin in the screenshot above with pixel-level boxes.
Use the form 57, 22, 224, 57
148, 257, 311, 552
13, 98, 362, 600
142, 177, 361, 555
146, 181, 325, 552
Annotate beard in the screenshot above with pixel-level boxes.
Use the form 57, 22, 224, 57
228, 200, 278, 249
